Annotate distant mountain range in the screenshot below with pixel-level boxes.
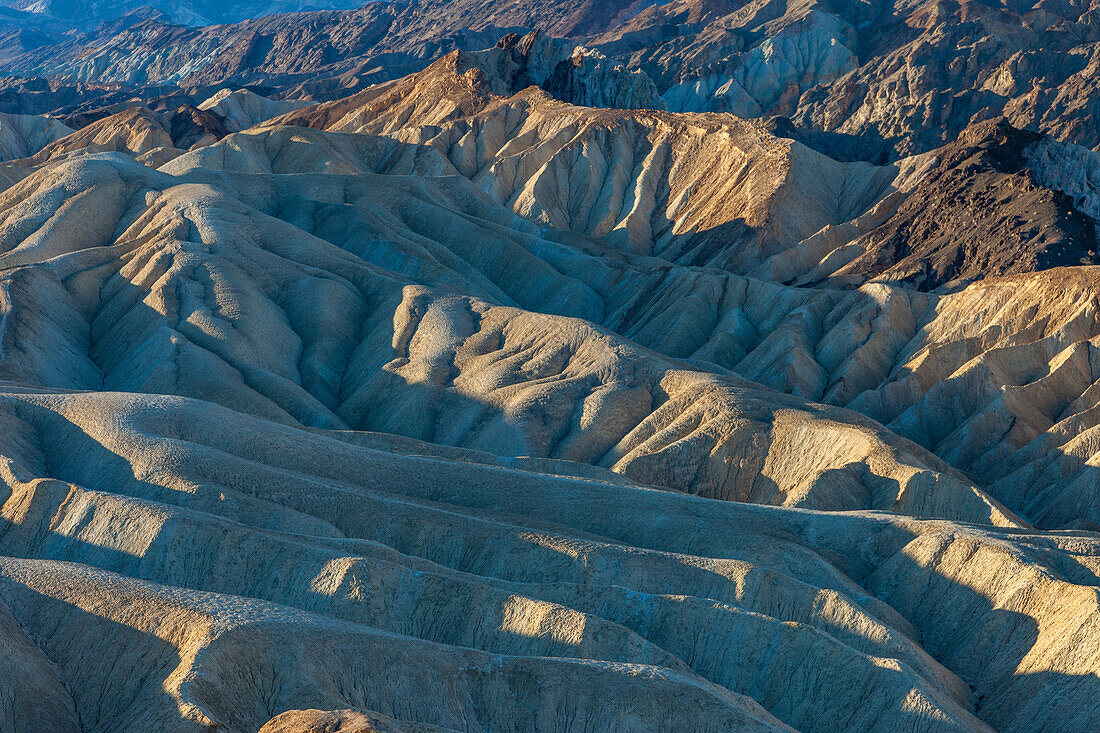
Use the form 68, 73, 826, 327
0, 0, 380, 25
0, 0, 1097, 160
0, 0, 665, 28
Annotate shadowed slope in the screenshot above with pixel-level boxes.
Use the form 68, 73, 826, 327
0, 152, 1020, 524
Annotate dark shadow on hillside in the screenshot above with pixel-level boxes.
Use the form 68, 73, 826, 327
0, 572, 183, 732
2, 432, 1098, 732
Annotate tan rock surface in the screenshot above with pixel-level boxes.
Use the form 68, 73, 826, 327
0, 14, 1098, 731
0, 112, 73, 162
259, 708, 425, 733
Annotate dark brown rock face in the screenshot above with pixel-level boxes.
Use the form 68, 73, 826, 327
838, 119, 1100, 290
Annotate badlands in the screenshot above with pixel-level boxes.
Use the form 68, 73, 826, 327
0, 0, 1099, 731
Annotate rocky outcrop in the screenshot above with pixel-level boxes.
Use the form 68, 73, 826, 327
274, 66, 1100, 287
789, 0, 1100, 156
489, 31, 665, 111
6, 0, 1100, 162
659, 10, 856, 119
817, 120, 1100, 290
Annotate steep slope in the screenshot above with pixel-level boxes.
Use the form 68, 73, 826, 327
1, 139, 1080, 730
806, 119, 1100, 289
0, 111, 71, 160
273, 55, 894, 271
1, 388, 1099, 731
14, 105, 227, 165
790, 0, 1100, 156
273, 60, 1100, 284
610, 4, 858, 120
0, 588, 80, 731
1, 4, 1100, 729
0, 152, 1017, 523
163, 118, 1100, 523
589, 0, 1100, 156
197, 87, 309, 132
